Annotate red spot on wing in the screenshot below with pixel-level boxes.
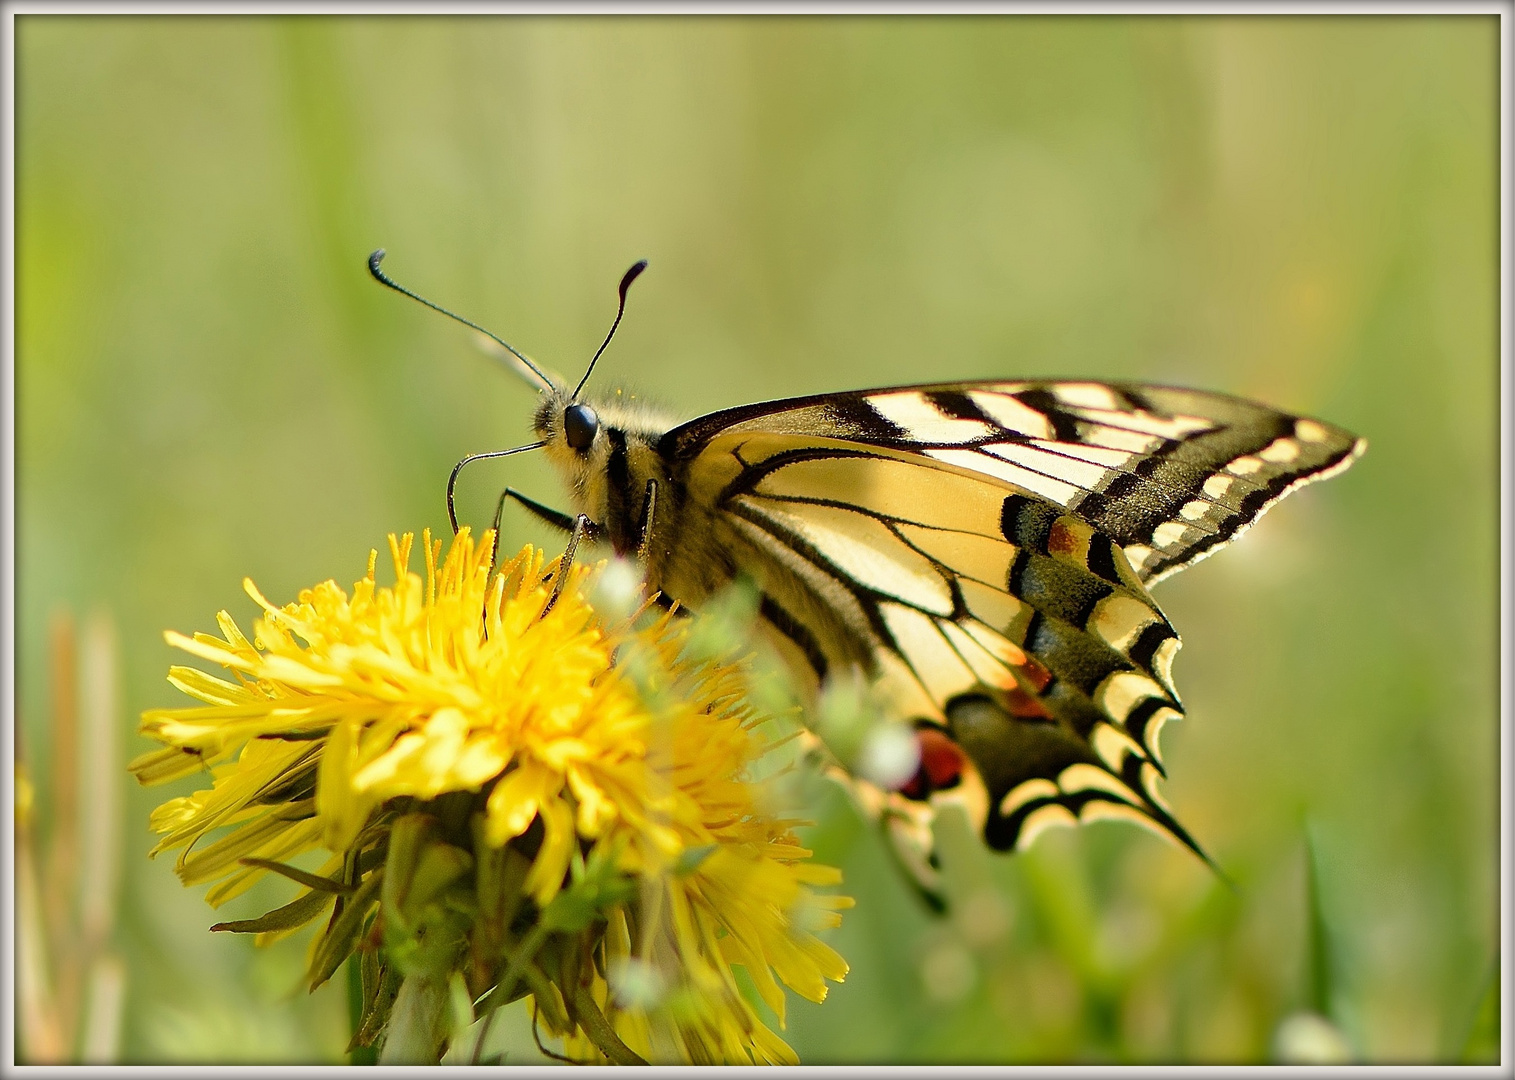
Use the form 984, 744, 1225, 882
1047, 517, 1083, 557
1005, 685, 1054, 719
898, 726, 966, 800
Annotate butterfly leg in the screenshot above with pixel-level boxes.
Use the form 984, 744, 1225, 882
544, 514, 594, 617
488, 486, 605, 579
636, 479, 658, 564
485, 489, 512, 578
482, 488, 564, 577
500, 487, 578, 534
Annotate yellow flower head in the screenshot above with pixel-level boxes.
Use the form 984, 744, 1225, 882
132, 529, 851, 1064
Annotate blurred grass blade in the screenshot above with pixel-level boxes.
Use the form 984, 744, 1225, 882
79, 955, 126, 1064
1304, 823, 1334, 1018
41, 612, 79, 1055
17, 794, 65, 1062
43, 612, 78, 948
1460, 963, 1499, 1064
79, 613, 122, 947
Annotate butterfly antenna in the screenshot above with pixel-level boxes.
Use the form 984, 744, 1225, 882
367, 249, 557, 393
447, 441, 547, 535
571, 259, 648, 401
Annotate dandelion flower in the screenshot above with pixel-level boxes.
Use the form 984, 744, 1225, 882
131, 529, 851, 1064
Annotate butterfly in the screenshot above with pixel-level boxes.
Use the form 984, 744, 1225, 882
370, 251, 1366, 900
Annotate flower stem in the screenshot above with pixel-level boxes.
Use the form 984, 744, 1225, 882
346, 957, 376, 1065
475, 921, 551, 1019
571, 984, 647, 1065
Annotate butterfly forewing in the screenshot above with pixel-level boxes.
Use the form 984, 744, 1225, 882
665, 380, 1366, 585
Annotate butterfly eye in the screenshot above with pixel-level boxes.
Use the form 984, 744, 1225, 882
563, 403, 600, 451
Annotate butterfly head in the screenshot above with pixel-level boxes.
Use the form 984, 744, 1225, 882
535, 384, 678, 456
533, 387, 604, 462
531, 388, 608, 507
535, 384, 675, 447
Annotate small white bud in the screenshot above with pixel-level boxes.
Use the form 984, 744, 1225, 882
608, 957, 667, 1010
856, 722, 920, 790
1272, 1011, 1351, 1063
590, 557, 643, 623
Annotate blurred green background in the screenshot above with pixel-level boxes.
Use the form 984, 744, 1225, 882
15, 14, 1499, 1065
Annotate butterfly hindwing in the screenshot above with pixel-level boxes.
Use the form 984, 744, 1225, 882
663, 431, 1194, 859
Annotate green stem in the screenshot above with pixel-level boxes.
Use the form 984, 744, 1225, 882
468, 1006, 498, 1066
475, 921, 552, 1018
571, 983, 647, 1066
346, 957, 376, 1065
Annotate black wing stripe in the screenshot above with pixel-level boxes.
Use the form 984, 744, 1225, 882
995, 784, 1206, 857
835, 396, 908, 440
927, 389, 993, 423
758, 594, 830, 683
1000, 494, 1061, 552
1012, 388, 1084, 442
1129, 620, 1177, 674
1122, 696, 1179, 771
1084, 531, 1123, 585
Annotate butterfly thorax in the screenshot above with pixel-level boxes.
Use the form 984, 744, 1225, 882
533, 386, 838, 641
534, 388, 685, 561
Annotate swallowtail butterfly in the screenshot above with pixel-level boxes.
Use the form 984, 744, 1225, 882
370, 252, 1366, 899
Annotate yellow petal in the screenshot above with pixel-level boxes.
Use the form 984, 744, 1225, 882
484, 764, 556, 847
